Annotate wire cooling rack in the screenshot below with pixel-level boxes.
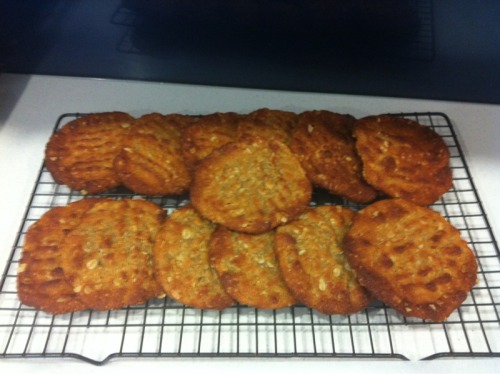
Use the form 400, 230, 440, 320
0, 112, 499, 365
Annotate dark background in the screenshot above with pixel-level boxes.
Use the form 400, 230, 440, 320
1, 0, 499, 104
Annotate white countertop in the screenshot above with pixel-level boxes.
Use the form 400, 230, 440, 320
0, 73, 499, 373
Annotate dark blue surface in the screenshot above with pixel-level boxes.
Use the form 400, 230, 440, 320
1, 0, 500, 104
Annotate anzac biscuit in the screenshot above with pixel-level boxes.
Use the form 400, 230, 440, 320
190, 137, 312, 234
17, 198, 105, 314
60, 199, 166, 311
237, 108, 297, 145
113, 113, 192, 195
343, 198, 478, 322
181, 112, 241, 170
275, 205, 373, 315
354, 115, 452, 206
291, 110, 378, 203
153, 206, 234, 309
45, 112, 134, 194
209, 226, 296, 309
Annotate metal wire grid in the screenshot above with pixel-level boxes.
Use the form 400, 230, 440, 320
0, 112, 499, 365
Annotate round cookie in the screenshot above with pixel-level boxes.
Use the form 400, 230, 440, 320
343, 198, 478, 322
153, 206, 234, 310
190, 137, 312, 234
275, 205, 373, 315
60, 199, 166, 311
209, 226, 296, 309
354, 115, 452, 206
17, 198, 105, 314
113, 113, 192, 195
291, 110, 378, 203
45, 112, 134, 194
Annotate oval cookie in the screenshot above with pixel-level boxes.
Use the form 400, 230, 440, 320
114, 113, 192, 195
275, 205, 373, 315
190, 137, 312, 234
209, 226, 296, 309
153, 206, 234, 309
291, 110, 378, 203
343, 198, 478, 321
354, 115, 452, 205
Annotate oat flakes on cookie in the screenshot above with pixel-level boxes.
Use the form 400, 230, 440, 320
343, 198, 478, 322
354, 115, 452, 206
209, 226, 296, 309
59, 199, 166, 311
275, 205, 373, 315
190, 137, 312, 234
153, 206, 234, 310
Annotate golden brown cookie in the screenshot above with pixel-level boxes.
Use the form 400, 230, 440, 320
113, 113, 192, 195
45, 112, 134, 194
153, 206, 234, 309
354, 115, 452, 206
180, 112, 241, 170
237, 108, 297, 145
59, 199, 166, 311
190, 137, 312, 234
17, 198, 106, 314
209, 226, 296, 309
291, 110, 378, 203
275, 205, 373, 315
343, 198, 478, 322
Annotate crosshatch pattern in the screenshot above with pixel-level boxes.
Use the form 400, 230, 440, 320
0, 112, 499, 364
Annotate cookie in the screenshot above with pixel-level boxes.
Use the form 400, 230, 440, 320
343, 198, 478, 322
59, 199, 166, 311
354, 115, 452, 206
209, 226, 296, 309
113, 113, 192, 195
291, 110, 378, 203
17, 198, 104, 314
181, 112, 241, 170
153, 206, 234, 309
237, 108, 297, 145
275, 205, 373, 315
190, 137, 312, 234
45, 112, 134, 194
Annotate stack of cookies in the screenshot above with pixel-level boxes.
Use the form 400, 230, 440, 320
17, 109, 477, 322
